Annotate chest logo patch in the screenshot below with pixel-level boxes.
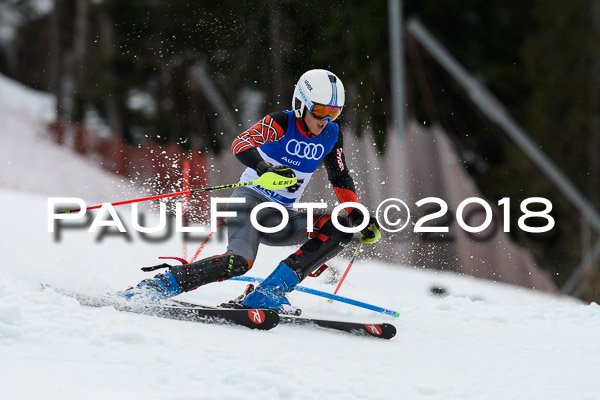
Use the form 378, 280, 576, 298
286, 139, 325, 160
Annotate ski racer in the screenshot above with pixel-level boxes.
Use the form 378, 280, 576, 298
120, 69, 381, 311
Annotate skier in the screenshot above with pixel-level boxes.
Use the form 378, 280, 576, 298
120, 69, 381, 310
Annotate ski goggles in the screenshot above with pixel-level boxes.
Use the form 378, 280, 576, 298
308, 103, 342, 121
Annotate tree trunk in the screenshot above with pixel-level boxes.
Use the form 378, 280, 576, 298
99, 8, 123, 138
50, 0, 65, 119
72, 0, 89, 122
268, 0, 285, 100
588, 0, 600, 301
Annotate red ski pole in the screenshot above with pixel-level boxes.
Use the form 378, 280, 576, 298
330, 241, 364, 299
61, 189, 195, 214
60, 172, 298, 214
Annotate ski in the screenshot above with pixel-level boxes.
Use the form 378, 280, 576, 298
170, 299, 396, 339
279, 315, 397, 340
48, 288, 396, 338
43, 285, 279, 330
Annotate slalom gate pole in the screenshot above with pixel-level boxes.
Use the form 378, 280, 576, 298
60, 172, 297, 214
182, 159, 191, 260
190, 216, 226, 263
230, 276, 400, 317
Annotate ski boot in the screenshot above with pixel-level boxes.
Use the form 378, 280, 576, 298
240, 262, 302, 314
223, 282, 301, 315
119, 271, 181, 302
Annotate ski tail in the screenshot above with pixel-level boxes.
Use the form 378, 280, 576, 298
42, 284, 279, 330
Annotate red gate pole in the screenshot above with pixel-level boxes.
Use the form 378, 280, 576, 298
182, 159, 191, 259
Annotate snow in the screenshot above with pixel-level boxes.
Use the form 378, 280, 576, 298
0, 72, 56, 122
1, 74, 600, 399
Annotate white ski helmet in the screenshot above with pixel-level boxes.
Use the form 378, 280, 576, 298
292, 69, 345, 121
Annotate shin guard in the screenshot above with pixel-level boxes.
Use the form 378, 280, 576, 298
169, 254, 251, 292
283, 215, 354, 281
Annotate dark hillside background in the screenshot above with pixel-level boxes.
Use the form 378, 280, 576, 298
1, 0, 598, 299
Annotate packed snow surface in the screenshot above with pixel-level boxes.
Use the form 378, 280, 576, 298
1, 74, 599, 399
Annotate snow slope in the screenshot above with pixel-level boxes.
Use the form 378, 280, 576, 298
0, 72, 55, 122
1, 75, 600, 399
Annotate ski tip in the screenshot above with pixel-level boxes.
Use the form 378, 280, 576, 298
364, 323, 397, 339
381, 323, 397, 339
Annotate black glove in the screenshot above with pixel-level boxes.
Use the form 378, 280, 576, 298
256, 160, 297, 179
348, 208, 381, 244
348, 208, 365, 227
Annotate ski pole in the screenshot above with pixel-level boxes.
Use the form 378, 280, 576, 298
230, 276, 400, 317
61, 172, 297, 214
332, 241, 363, 296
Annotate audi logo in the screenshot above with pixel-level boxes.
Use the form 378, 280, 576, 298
285, 139, 325, 160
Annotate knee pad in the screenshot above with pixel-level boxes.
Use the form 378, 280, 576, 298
170, 254, 251, 292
